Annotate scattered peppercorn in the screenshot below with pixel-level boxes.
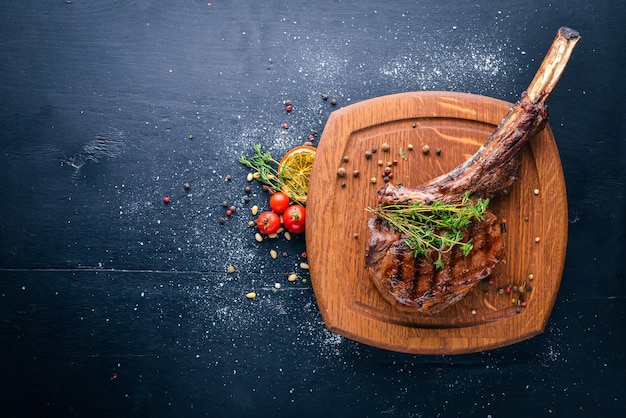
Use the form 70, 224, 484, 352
321, 93, 329, 101
285, 99, 292, 106
183, 182, 190, 190
219, 217, 225, 224
422, 145, 430, 155
435, 148, 441, 156
343, 155, 349, 162
244, 186, 251, 193
371, 177, 377, 184
381, 142, 390, 152
364, 150, 372, 159
337, 167, 347, 177
371, 147, 378, 154
352, 170, 360, 177
222, 201, 228, 207
282, 123, 289, 129
163, 196, 170, 204
226, 210, 232, 216
383, 176, 390, 183
341, 182, 346, 188
285, 104, 293, 112
226, 174, 232, 181
331, 99, 337, 105
407, 144, 414, 150
229, 205, 236, 212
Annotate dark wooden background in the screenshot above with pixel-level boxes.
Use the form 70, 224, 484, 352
1, 1, 624, 416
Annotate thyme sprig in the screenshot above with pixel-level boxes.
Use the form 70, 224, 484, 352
238, 144, 284, 192
368, 192, 489, 269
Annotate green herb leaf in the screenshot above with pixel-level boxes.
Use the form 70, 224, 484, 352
367, 191, 489, 269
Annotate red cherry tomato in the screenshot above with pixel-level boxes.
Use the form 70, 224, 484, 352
257, 211, 281, 234
283, 205, 306, 234
269, 192, 290, 214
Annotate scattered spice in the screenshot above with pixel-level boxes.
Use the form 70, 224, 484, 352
435, 148, 441, 156
288, 274, 298, 282
300, 262, 310, 270
245, 292, 257, 299
352, 170, 360, 178
226, 265, 235, 273
183, 182, 190, 190
321, 93, 329, 101
342, 155, 349, 163
282, 123, 289, 129
422, 145, 430, 155
364, 150, 372, 159
371, 177, 378, 184
407, 144, 414, 150
337, 167, 347, 177
381, 142, 390, 152
226, 174, 233, 181
533, 188, 540, 195
331, 99, 337, 105
163, 196, 170, 204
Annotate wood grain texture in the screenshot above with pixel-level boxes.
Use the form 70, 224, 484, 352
306, 91, 568, 354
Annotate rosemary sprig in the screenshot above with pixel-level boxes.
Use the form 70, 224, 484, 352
368, 192, 489, 269
238, 144, 284, 192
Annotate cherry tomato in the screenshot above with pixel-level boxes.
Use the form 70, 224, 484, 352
257, 211, 281, 234
269, 192, 290, 214
283, 205, 306, 234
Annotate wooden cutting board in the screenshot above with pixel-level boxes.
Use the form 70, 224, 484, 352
306, 91, 568, 355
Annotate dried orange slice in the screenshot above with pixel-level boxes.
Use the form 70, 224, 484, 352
278, 145, 316, 204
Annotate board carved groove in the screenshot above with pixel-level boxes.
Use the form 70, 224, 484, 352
307, 92, 567, 354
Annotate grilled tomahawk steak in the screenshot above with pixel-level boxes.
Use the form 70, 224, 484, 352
365, 27, 580, 314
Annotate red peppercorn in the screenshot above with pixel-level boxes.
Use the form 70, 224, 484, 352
282, 123, 289, 129
301, 252, 307, 258
163, 196, 170, 204
285, 105, 293, 112
226, 210, 232, 216
520, 301, 527, 307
